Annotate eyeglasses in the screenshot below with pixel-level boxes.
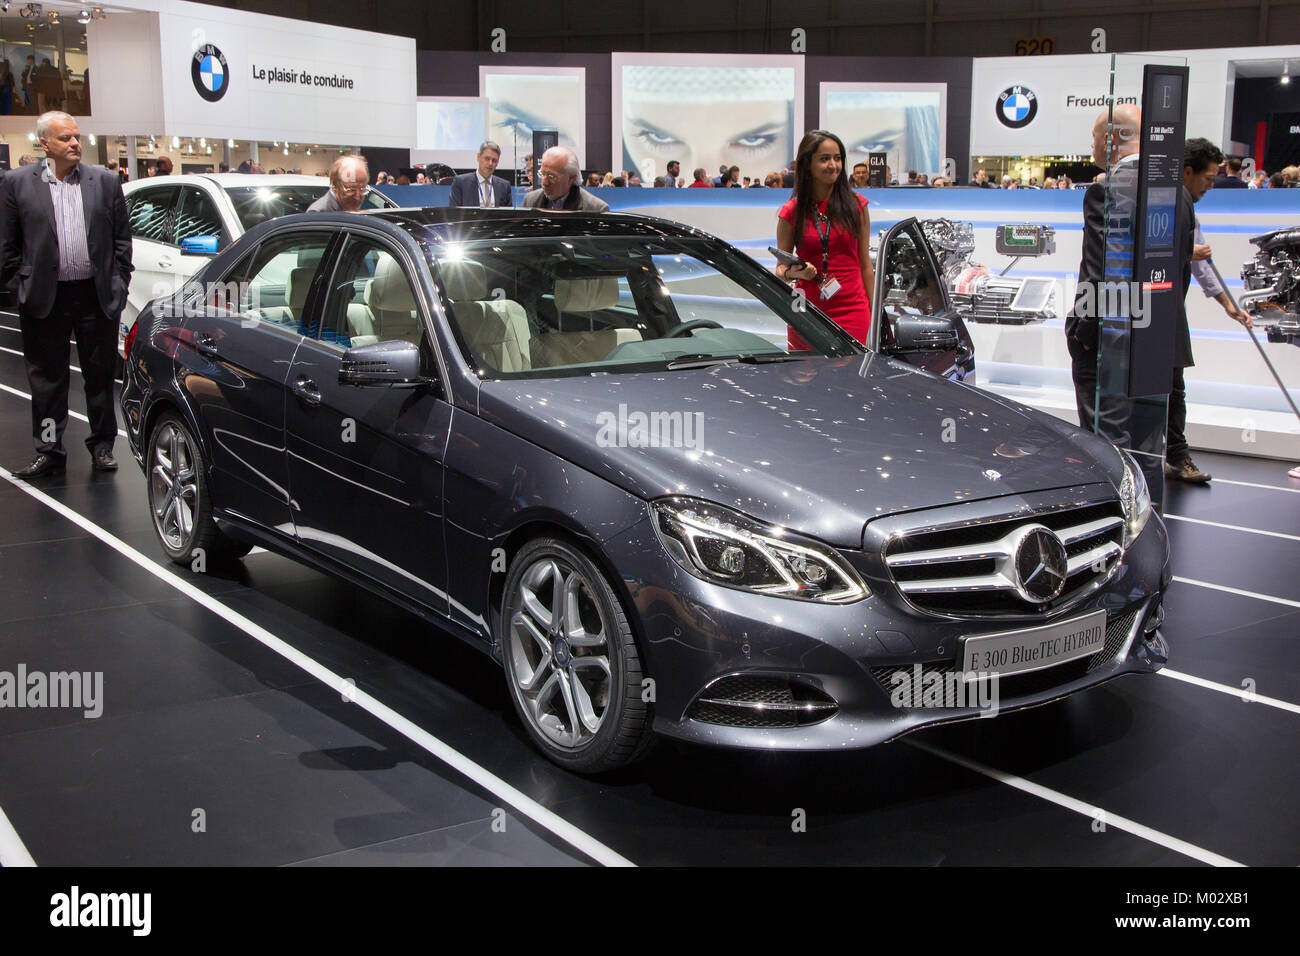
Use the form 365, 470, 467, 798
539, 171, 567, 183
336, 183, 367, 194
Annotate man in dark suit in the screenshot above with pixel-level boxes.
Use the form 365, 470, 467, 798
448, 141, 512, 208
521, 146, 609, 212
1212, 156, 1248, 189
1066, 104, 1142, 441
1, 111, 132, 477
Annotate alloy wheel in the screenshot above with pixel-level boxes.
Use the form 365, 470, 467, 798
150, 422, 199, 553
507, 555, 613, 750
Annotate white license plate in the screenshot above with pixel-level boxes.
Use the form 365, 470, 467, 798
960, 610, 1108, 679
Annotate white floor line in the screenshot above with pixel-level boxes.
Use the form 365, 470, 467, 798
0, 801, 37, 867
1171, 576, 1300, 610
1165, 513, 1300, 542
0, 344, 81, 374
0, 325, 20, 334
1158, 668, 1300, 716
906, 739, 1245, 867
0, 380, 128, 439
0, 467, 635, 868
1212, 477, 1300, 494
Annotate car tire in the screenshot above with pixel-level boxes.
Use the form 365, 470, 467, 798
146, 411, 252, 568
500, 537, 654, 773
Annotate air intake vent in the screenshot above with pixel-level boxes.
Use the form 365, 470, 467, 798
869, 609, 1137, 707
688, 675, 838, 729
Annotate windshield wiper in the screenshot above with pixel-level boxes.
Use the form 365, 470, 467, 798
664, 354, 740, 370
732, 353, 803, 364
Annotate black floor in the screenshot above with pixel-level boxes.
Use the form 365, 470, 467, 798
0, 320, 1297, 866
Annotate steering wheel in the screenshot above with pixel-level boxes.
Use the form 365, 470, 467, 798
663, 318, 724, 338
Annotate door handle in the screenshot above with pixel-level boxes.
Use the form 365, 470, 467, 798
293, 376, 322, 406
194, 333, 218, 358
158, 257, 175, 270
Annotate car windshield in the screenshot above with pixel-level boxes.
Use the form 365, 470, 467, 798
426, 235, 865, 379
224, 184, 392, 232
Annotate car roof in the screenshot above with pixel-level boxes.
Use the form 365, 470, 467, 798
361, 206, 717, 243
124, 173, 332, 193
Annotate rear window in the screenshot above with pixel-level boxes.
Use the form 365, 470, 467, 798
223, 184, 392, 231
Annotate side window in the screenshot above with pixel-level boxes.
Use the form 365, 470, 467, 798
234, 232, 332, 331
125, 186, 179, 245
174, 186, 228, 248
319, 236, 423, 349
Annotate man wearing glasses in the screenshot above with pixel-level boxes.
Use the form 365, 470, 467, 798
521, 146, 609, 212
307, 155, 371, 212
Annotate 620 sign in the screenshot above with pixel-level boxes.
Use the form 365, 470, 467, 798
1014, 36, 1055, 55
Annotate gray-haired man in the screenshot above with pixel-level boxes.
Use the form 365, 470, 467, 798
521, 146, 609, 212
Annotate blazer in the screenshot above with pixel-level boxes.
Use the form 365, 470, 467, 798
448, 172, 512, 208
0, 160, 132, 321
1066, 159, 1138, 349
521, 183, 609, 212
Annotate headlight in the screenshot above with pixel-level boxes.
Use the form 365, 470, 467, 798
1116, 449, 1152, 548
652, 498, 869, 603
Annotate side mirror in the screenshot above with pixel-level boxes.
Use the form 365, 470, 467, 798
180, 235, 220, 255
888, 311, 960, 352
339, 340, 430, 388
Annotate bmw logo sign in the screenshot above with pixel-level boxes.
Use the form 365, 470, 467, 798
191, 44, 229, 103
996, 85, 1037, 129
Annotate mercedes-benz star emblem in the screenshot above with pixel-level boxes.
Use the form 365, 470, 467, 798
1013, 525, 1068, 603
191, 43, 229, 103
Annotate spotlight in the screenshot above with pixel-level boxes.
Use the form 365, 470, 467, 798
26, 131, 35, 142
77, 8, 89, 24
19, 3, 42, 19
199, 137, 205, 148
226, 138, 234, 148
88, 133, 95, 145
1, 2, 10, 12
283, 145, 288, 155
171, 135, 179, 149
305, 148, 310, 156
90, 6, 104, 20
1283, 63, 1291, 85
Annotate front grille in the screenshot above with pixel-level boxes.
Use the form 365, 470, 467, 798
870, 609, 1138, 708
884, 499, 1125, 616
688, 674, 838, 729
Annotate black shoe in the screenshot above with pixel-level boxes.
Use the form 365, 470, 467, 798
91, 447, 118, 472
13, 453, 66, 478
1165, 456, 1211, 483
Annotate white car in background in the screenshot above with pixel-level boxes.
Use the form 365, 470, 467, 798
120, 173, 396, 359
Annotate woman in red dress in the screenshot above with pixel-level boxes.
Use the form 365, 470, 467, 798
775, 129, 874, 348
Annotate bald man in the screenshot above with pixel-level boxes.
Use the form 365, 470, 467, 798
1066, 103, 1142, 436
307, 155, 370, 212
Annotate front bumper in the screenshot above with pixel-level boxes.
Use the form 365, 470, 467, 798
609, 507, 1170, 752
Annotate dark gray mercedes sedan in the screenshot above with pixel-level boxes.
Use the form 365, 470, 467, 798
121, 207, 1170, 773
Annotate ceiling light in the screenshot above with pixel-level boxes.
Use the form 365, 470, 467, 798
88, 133, 95, 145
1283, 63, 1291, 85
226, 138, 234, 148
199, 137, 206, 148
77, 8, 89, 23
171, 136, 179, 149
91, 6, 105, 20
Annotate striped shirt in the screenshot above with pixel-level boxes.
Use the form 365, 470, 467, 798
40, 159, 94, 282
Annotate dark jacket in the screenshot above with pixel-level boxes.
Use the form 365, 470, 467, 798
1212, 173, 1247, 189
306, 189, 345, 213
521, 183, 609, 212
448, 171, 512, 207
1067, 158, 1139, 349
1173, 185, 1195, 368
0, 160, 132, 321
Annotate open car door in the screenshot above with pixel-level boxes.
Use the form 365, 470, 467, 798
868, 217, 976, 381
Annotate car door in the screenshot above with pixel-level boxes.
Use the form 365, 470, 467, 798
179, 227, 336, 534
869, 217, 976, 381
123, 183, 180, 327
283, 230, 452, 615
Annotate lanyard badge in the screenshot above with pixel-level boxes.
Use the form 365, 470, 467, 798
814, 209, 839, 300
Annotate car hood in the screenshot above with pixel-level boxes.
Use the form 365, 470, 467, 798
477, 354, 1119, 548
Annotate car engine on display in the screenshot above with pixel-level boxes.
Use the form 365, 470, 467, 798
1241, 226, 1300, 347
919, 219, 1059, 325
120, 207, 1170, 775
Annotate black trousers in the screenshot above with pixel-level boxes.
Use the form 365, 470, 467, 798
1067, 332, 1132, 447
1167, 365, 1189, 462
19, 279, 118, 459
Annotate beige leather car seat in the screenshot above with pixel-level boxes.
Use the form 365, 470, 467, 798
530, 277, 642, 368
439, 260, 531, 372
365, 253, 423, 345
